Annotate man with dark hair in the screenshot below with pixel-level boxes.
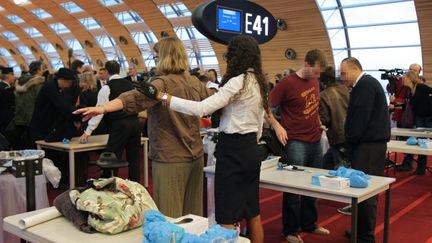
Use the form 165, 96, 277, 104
319, 66, 350, 170
79, 60, 141, 182
341, 57, 390, 242
270, 49, 329, 243
96, 67, 109, 91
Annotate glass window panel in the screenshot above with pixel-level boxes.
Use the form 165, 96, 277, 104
115, 11, 143, 25
31, 9, 52, 19
189, 57, 197, 67
2, 31, 18, 41
106, 53, 116, 60
99, 0, 123, 7
333, 49, 348, 69
8, 62, 20, 74
145, 59, 156, 68
343, 2, 417, 26
321, 9, 343, 28
40, 43, 57, 53
172, 2, 191, 16
0, 48, 12, 57
200, 51, 217, 57
348, 23, 420, 48
66, 39, 84, 50
17, 46, 32, 55
158, 4, 177, 18
49, 23, 71, 34
350, 46, 422, 71
148, 32, 158, 43
327, 29, 347, 49
316, 0, 338, 9
6, 15, 24, 24
79, 17, 102, 30
50, 58, 63, 70
158, 3, 191, 18
24, 27, 42, 37
340, 0, 408, 7
60, 2, 84, 13
175, 27, 191, 41
201, 56, 219, 65
191, 27, 206, 39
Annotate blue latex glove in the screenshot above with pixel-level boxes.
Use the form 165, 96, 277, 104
329, 167, 371, 188
417, 139, 429, 148
406, 136, 418, 145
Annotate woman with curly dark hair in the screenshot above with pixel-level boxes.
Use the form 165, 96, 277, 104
143, 35, 286, 243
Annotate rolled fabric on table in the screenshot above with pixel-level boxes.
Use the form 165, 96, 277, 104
18, 207, 62, 229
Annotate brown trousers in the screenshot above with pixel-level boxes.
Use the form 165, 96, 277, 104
152, 157, 204, 218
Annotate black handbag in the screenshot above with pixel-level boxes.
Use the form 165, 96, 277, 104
259, 128, 289, 165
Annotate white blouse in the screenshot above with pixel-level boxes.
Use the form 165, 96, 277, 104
169, 72, 265, 138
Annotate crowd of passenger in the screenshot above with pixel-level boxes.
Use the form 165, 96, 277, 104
1, 35, 431, 243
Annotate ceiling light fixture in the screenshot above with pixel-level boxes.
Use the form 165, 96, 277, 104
13, 0, 29, 5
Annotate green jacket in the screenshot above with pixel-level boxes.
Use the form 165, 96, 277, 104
14, 76, 45, 126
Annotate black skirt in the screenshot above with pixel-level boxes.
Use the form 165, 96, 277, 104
214, 132, 261, 224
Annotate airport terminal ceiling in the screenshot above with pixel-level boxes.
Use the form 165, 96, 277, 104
0, 0, 431, 83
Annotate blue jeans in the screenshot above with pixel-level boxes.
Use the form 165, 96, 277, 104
282, 139, 322, 236
415, 116, 432, 173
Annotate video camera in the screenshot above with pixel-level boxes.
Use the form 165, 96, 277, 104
379, 68, 404, 80
379, 68, 404, 95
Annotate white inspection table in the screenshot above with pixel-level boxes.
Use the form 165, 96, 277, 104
35, 135, 149, 188
3, 207, 250, 243
204, 164, 395, 243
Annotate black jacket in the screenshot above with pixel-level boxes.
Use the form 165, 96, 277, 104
0, 82, 15, 131
345, 74, 390, 145
30, 80, 81, 141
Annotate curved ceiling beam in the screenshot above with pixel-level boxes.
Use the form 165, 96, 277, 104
0, 57, 8, 67
0, 0, 69, 67
0, 14, 53, 72
74, 0, 146, 71
123, 0, 175, 39
415, 0, 432, 83
31, 0, 107, 69
0, 36, 28, 70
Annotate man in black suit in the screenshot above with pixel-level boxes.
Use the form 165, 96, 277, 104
0, 67, 16, 134
341, 57, 390, 243
96, 67, 109, 91
124, 65, 143, 85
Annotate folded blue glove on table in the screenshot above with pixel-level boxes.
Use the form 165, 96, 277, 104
328, 166, 371, 188
406, 136, 418, 145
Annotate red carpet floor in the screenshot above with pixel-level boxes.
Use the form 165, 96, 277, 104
47, 152, 432, 243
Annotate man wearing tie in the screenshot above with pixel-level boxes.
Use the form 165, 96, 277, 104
125, 65, 143, 85
96, 68, 109, 91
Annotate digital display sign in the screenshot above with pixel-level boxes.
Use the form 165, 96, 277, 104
217, 7, 241, 33
192, 0, 278, 45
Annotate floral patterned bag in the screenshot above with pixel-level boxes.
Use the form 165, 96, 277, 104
69, 177, 158, 234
